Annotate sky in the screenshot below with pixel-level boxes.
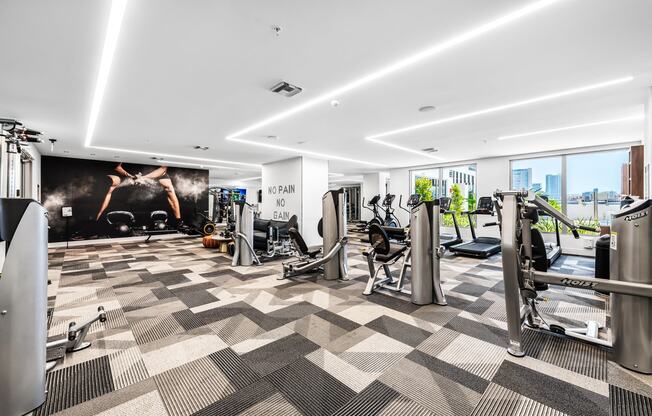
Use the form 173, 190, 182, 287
511, 149, 628, 195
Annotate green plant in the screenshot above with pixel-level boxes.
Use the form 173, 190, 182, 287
414, 177, 433, 201
532, 192, 562, 234
442, 184, 475, 228
450, 184, 464, 213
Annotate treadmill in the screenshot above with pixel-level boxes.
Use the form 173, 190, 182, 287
449, 196, 501, 258
438, 197, 463, 248
538, 195, 562, 267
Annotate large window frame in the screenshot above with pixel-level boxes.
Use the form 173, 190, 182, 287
410, 163, 477, 227
510, 147, 629, 231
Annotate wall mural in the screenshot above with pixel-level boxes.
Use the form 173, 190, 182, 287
41, 156, 208, 242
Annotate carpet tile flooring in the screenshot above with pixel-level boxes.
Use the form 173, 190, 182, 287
37, 233, 652, 415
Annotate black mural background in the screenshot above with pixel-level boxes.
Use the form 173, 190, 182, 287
42, 156, 208, 242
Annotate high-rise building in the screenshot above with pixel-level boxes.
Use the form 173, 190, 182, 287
512, 168, 532, 190
545, 174, 561, 201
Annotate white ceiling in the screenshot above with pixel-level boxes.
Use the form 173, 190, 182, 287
1, 0, 651, 179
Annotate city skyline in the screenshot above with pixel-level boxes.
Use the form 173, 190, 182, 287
511, 149, 628, 196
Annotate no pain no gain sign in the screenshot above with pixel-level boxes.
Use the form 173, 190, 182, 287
268, 184, 295, 220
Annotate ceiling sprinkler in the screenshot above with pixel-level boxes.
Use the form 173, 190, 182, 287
49, 138, 57, 152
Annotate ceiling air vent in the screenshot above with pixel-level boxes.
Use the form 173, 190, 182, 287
270, 81, 303, 97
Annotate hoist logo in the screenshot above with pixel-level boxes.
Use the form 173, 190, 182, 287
624, 211, 647, 221
560, 278, 597, 288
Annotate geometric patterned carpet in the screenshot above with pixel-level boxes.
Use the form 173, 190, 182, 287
38, 235, 652, 416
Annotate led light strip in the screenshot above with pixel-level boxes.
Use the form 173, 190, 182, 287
90, 145, 261, 168
226, 0, 564, 140
84, 0, 127, 147
497, 114, 644, 140
158, 159, 241, 170
366, 138, 444, 161
83, 0, 258, 169
366, 76, 634, 140
227, 137, 385, 167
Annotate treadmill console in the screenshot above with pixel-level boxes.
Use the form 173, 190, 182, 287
407, 194, 421, 207
476, 197, 495, 215
382, 194, 395, 207
439, 197, 451, 211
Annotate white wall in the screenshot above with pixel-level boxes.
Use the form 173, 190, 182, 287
388, 167, 410, 226
301, 157, 328, 245
361, 171, 389, 221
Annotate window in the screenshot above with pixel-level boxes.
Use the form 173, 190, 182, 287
566, 149, 628, 227
511, 148, 628, 232
411, 164, 477, 227
511, 156, 562, 204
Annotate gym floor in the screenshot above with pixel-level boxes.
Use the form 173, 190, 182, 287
41, 234, 652, 416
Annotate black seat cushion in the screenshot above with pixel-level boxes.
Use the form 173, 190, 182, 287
375, 243, 407, 263
530, 228, 549, 290
253, 219, 271, 232
253, 231, 267, 250
288, 228, 320, 258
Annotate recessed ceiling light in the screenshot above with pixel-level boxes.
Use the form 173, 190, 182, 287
84, 0, 127, 147
265, 135, 278, 141
90, 153, 96, 156
226, 0, 563, 140
366, 75, 633, 140
194, 145, 209, 150
89, 145, 261, 168
330, 100, 340, 108
63, 150, 70, 154
497, 114, 644, 140
418, 105, 436, 113
421, 147, 438, 153
296, 141, 306, 145
151, 156, 163, 160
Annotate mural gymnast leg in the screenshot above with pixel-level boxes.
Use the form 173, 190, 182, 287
96, 175, 121, 221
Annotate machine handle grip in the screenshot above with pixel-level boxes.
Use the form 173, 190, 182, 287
483, 222, 498, 227
579, 226, 599, 232
571, 229, 580, 239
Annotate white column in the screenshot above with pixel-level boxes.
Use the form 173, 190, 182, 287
261, 156, 328, 246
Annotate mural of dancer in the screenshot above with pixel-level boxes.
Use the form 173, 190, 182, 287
41, 156, 208, 242
96, 163, 182, 225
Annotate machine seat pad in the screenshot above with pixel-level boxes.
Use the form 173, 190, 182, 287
375, 243, 407, 263
305, 246, 321, 258
254, 219, 271, 232
253, 232, 267, 250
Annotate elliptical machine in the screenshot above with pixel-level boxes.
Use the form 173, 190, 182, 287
381, 194, 400, 227
358, 195, 384, 231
